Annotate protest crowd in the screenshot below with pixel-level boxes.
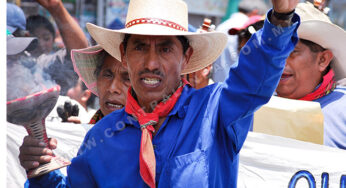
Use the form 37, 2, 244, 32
6, 0, 346, 187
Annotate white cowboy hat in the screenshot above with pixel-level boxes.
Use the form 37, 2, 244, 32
296, 2, 346, 80
85, 0, 227, 74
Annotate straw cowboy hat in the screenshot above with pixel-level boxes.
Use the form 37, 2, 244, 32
295, 2, 346, 80
85, 0, 227, 75
71, 45, 105, 96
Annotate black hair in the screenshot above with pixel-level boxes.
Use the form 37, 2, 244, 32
122, 34, 131, 53
26, 15, 56, 39
300, 39, 326, 53
12, 29, 28, 37
177, 36, 190, 54
237, 20, 264, 52
238, 20, 265, 41
122, 34, 190, 54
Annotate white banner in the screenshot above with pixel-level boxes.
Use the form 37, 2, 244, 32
7, 122, 346, 187
238, 133, 346, 188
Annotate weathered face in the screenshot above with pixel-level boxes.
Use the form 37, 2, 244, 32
97, 55, 130, 116
32, 26, 54, 55
276, 40, 326, 99
121, 35, 192, 111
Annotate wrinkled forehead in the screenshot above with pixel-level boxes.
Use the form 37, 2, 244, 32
103, 54, 127, 73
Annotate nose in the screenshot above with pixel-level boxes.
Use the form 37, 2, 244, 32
143, 46, 160, 71
108, 77, 123, 95
285, 57, 292, 68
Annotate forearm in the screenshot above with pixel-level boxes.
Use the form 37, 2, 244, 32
222, 10, 300, 114
48, 2, 88, 52
219, 10, 300, 151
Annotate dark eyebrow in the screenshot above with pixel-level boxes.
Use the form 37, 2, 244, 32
102, 69, 113, 75
157, 40, 174, 47
132, 39, 148, 46
120, 69, 129, 75
294, 45, 302, 50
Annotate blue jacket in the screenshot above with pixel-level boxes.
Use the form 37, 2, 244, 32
26, 11, 299, 188
315, 86, 346, 149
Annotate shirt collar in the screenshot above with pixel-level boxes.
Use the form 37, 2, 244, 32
167, 85, 193, 118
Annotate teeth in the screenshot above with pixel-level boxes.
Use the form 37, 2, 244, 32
107, 103, 123, 108
142, 78, 160, 85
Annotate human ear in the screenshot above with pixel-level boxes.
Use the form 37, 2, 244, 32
119, 43, 128, 68
202, 65, 212, 77
181, 47, 193, 70
318, 50, 333, 73
81, 90, 92, 103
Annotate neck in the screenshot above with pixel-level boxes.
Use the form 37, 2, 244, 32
139, 99, 157, 113
197, 78, 209, 89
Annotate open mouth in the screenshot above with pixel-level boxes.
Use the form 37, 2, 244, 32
280, 73, 293, 82
105, 102, 124, 110
140, 77, 162, 88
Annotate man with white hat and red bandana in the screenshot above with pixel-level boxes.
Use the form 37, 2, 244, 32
276, 2, 346, 149
25, 0, 301, 187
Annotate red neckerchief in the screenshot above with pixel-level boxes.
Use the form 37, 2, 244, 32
299, 69, 336, 101
88, 109, 104, 124
125, 79, 188, 188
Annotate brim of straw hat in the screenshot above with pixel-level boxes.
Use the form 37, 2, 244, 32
298, 20, 346, 80
71, 45, 104, 96
86, 22, 228, 75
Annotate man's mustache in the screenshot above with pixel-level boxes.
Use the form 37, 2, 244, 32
139, 69, 164, 77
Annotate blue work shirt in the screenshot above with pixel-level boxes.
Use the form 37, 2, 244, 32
26, 11, 299, 188
315, 86, 346, 149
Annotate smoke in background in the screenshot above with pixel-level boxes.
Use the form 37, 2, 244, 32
43, 56, 79, 96
7, 51, 79, 101
7, 57, 56, 101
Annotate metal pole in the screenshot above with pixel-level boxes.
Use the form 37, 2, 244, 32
97, 0, 104, 27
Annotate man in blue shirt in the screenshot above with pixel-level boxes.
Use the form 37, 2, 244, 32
22, 0, 300, 187
276, 2, 346, 149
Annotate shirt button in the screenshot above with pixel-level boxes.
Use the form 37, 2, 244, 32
153, 145, 157, 150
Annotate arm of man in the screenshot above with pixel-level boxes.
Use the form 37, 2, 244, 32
36, 0, 88, 53
219, 0, 300, 154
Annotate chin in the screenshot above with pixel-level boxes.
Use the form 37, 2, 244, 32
145, 91, 165, 101
276, 90, 290, 98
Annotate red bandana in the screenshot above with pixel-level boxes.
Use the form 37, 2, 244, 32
299, 69, 336, 101
125, 79, 188, 188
